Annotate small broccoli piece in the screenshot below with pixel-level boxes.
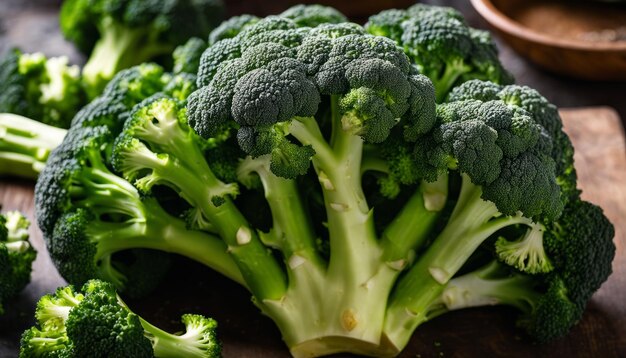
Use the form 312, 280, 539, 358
279, 4, 347, 27
365, 4, 513, 102
20, 280, 221, 357
0, 211, 36, 315
0, 49, 85, 128
441, 199, 614, 342
60, 0, 225, 97
173, 37, 208, 75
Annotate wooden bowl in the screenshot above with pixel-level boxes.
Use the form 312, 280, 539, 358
471, 0, 626, 80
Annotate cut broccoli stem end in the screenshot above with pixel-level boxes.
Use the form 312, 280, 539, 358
260, 256, 399, 357
0, 113, 67, 178
383, 174, 531, 349
0, 153, 45, 179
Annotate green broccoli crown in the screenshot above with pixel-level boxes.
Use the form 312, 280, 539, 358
69, 63, 169, 130
189, 18, 436, 179
61, 0, 224, 97
35, 125, 115, 235
208, 14, 260, 45
0, 211, 36, 315
422, 99, 562, 219
365, 3, 512, 101
21, 280, 221, 357
544, 200, 615, 310
487, 199, 614, 341
60, 0, 224, 54
0, 49, 85, 128
162, 72, 199, 103
448, 80, 579, 202
173, 37, 208, 75
66, 280, 153, 357
101, 63, 168, 107
279, 4, 347, 27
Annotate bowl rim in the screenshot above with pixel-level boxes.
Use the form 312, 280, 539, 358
470, 0, 626, 51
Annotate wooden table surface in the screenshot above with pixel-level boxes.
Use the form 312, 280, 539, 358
1, 108, 624, 357
1, 1, 626, 357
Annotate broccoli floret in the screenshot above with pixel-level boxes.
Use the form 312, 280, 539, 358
173, 37, 208, 75
365, 4, 513, 102
0, 211, 36, 315
279, 4, 347, 27
20, 280, 221, 357
0, 49, 85, 128
60, 0, 225, 97
209, 14, 260, 45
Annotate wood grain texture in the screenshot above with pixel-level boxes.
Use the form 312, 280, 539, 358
0, 108, 624, 357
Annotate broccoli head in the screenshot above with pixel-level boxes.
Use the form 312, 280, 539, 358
20, 280, 221, 357
60, 0, 225, 97
365, 4, 513, 102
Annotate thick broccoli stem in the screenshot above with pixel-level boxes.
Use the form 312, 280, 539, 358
238, 155, 321, 267
82, 17, 170, 98
0, 113, 67, 178
137, 317, 211, 358
285, 97, 397, 352
383, 173, 531, 349
71, 162, 245, 287
381, 175, 448, 264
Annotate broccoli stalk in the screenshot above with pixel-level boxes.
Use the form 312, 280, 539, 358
383, 174, 532, 349
81, 17, 172, 97
0, 113, 67, 178
112, 99, 286, 300
21, 280, 221, 357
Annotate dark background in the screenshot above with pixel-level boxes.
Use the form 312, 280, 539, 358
0, 1, 624, 357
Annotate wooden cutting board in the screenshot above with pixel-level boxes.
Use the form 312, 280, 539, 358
0, 107, 624, 357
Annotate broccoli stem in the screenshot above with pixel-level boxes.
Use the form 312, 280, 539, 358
87, 199, 245, 287
70, 157, 245, 286
137, 317, 211, 358
440, 260, 538, 313
383, 173, 531, 349
284, 97, 397, 351
0, 113, 67, 178
381, 175, 448, 264
82, 17, 171, 98
127, 113, 287, 300
431, 58, 472, 103
237, 155, 322, 267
